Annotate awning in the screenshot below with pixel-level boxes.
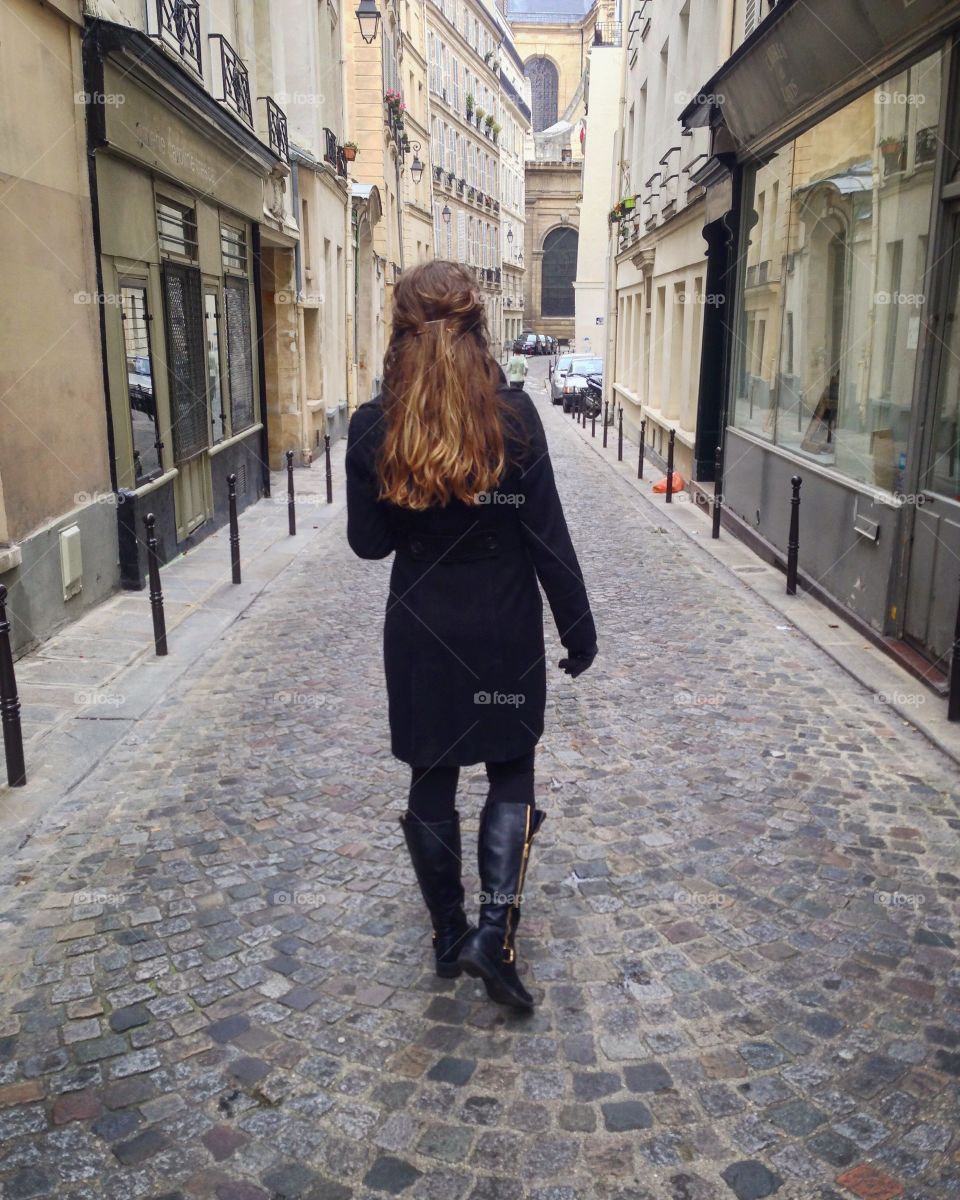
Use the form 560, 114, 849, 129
680, 0, 960, 157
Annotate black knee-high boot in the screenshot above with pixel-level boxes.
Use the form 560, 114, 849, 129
399, 812, 472, 978
457, 801, 545, 1009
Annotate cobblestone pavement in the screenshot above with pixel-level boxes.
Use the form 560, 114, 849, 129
1, 359, 959, 1200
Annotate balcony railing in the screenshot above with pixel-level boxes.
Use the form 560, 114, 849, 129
916, 125, 937, 166
262, 97, 289, 162
593, 21, 622, 47
148, 0, 202, 75
323, 128, 347, 178
209, 35, 252, 125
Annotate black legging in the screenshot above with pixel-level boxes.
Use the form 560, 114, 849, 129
409, 751, 535, 822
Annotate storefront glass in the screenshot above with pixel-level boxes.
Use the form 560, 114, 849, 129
732, 48, 942, 492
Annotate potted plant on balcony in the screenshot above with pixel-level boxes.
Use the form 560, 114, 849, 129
491, 120, 501, 144
465, 92, 475, 118
475, 105, 485, 128
484, 113, 494, 137
343, 141, 359, 162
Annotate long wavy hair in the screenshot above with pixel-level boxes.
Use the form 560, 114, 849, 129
377, 261, 513, 509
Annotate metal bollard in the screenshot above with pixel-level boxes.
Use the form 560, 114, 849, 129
591, 407, 596, 438
712, 444, 723, 539
666, 429, 676, 503
949, 578, 960, 722
603, 401, 609, 449
286, 449, 296, 536
638, 419, 646, 479
144, 513, 168, 656
228, 473, 241, 585
325, 434, 333, 504
0, 584, 26, 787
617, 406, 623, 462
786, 475, 802, 595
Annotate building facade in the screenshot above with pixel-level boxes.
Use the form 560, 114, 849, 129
425, 0, 506, 350
679, 0, 960, 679
399, 0, 437, 270
508, 0, 612, 343
605, 0, 727, 480
0, 0, 116, 654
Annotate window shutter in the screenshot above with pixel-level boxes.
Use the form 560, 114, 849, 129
223, 276, 255, 432
161, 261, 208, 460
457, 211, 466, 263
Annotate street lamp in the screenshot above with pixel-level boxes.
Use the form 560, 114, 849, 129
409, 142, 424, 184
441, 204, 451, 224
506, 226, 514, 244
355, 0, 381, 43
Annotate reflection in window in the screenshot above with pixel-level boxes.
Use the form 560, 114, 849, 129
120, 284, 162, 484
524, 57, 558, 133
541, 227, 578, 317
205, 293, 225, 444
732, 48, 942, 492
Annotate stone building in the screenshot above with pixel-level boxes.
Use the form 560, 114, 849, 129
507, 0, 615, 344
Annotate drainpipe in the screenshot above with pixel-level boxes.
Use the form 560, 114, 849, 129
81, 21, 119, 495
251, 223, 271, 498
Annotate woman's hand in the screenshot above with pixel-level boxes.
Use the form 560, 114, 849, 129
558, 646, 597, 678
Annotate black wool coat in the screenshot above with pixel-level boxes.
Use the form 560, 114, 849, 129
345, 387, 597, 768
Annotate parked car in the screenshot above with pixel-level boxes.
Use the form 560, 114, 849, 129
536, 334, 551, 356
517, 332, 540, 356
550, 354, 603, 406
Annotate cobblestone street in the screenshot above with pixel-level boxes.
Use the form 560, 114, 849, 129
1, 361, 958, 1200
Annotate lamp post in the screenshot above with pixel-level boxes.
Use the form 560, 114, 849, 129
409, 142, 424, 184
355, 0, 381, 43
441, 203, 451, 224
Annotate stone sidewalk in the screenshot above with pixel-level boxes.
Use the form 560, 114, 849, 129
0, 365, 957, 1200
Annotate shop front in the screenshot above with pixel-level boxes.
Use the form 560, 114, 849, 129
682, 0, 960, 677
84, 20, 286, 586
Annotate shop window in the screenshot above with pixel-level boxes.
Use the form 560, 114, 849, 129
157, 197, 198, 260
224, 276, 255, 432
731, 48, 942, 491
541, 227, 578, 317
161, 262, 208, 461
119, 283, 163, 485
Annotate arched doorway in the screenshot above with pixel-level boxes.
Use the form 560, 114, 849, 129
541, 226, 578, 318
524, 57, 559, 132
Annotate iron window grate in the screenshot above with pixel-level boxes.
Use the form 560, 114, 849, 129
162, 262, 208, 461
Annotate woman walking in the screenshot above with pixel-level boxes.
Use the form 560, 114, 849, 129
345, 261, 596, 1010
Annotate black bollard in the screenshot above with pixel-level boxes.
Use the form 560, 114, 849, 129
144, 513, 168, 656
228, 473, 241, 584
0, 584, 26, 787
786, 475, 802, 595
617, 406, 623, 462
324, 434, 333, 504
286, 449, 296, 536
949, 578, 960, 722
603, 401, 609, 449
591, 407, 596, 438
638, 419, 646, 479
666, 429, 676, 503
712, 444, 723, 539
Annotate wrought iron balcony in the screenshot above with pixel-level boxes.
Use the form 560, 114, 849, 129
209, 35, 252, 125
593, 21, 622, 47
916, 125, 937, 166
323, 128, 347, 178
261, 97, 289, 162
148, 0, 202, 75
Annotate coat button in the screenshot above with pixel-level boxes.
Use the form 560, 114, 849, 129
484, 534, 497, 551
410, 539, 424, 554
